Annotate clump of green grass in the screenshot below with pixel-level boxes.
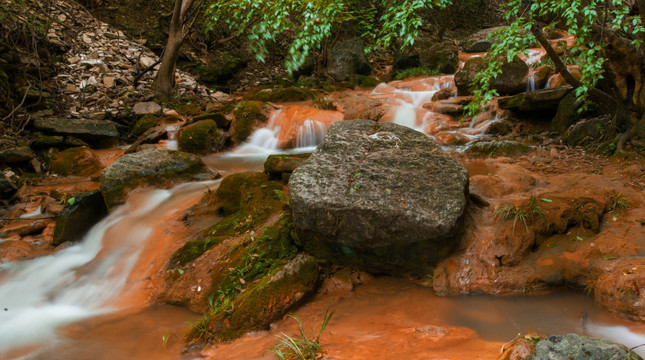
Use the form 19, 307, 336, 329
608, 191, 629, 210
495, 205, 530, 232
394, 67, 441, 80
272, 307, 335, 360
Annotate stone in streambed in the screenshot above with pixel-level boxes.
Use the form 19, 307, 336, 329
33, 118, 118, 148
533, 334, 642, 360
289, 120, 469, 276
49, 147, 102, 177
99, 149, 212, 209
51, 190, 108, 246
178, 120, 226, 154
264, 153, 310, 180
197, 254, 319, 341
455, 56, 528, 96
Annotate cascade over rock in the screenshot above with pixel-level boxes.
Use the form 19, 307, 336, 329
289, 120, 469, 276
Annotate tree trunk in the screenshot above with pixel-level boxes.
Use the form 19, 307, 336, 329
154, 0, 185, 99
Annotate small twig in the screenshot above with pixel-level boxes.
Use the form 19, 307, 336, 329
2, 83, 31, 122
133, 49, 165, 86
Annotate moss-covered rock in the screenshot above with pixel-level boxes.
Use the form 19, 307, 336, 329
455, 56, 528, 96
198, 52, 247, 85
466, 140, 531, 157
233, 101, 267, 143
552, 91, 601, 134
193, 109, 230, 129
32, 134, 65, 149
178, 120, 225, 155
264, 153, 311, 180
99, 149, 210, 209
49, 147, 102, 177
131, 114, 160, 137
348, 74, 381, 88
177, 103, 202, 116
248, 87, 316, 102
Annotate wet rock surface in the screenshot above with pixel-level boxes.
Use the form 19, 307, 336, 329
99, 149, 211, 209
498, 86, 573, 113
533, 334, 642, 360
33, 118, 119, 148
455, 56, 529, 96
51, 190, 107, 246
289, 120, 469, 276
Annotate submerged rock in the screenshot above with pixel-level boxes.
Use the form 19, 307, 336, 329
289, 120, 469, 276
51, 190, 108, 246
99, 149, 211, 209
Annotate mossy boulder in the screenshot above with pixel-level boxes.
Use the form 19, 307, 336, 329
99, 149, 210, 209
392, 38, 458, 74
177, 103, 202, 116
552, 91, 601, 134
455, 56, 528, 96
326, 38, 372, 81
32, 134, 65, 149
49, 147, 102, 177
199, 52, 247, 85
233, 101, 268, 143
466, 140, 531, 157
248, 87, 316, 102
348, 74, 381, 88
563, 116, 608, 146
264, 153, 311, 180
190, 253, 318, 341
193, 109, 230, 129
131, 114, 160, 137
178, 120, 226, 154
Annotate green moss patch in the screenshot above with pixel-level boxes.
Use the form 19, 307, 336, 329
131, 114, 160, 136
49, 147, 101, 177
233, 101, 267, 143
178, 120, 223, 154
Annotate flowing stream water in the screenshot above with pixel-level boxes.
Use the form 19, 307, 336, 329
1, 75, 644, 359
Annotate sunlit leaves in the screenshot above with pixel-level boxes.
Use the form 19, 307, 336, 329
466, 0, 645, 118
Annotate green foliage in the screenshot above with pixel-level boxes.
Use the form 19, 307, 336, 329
465, 0, 645, 118
312, 96, 336, 110
204, 0, 450, 74
394, 66, 441, 80
272, 306, 335, 360
495, 204, 530, 232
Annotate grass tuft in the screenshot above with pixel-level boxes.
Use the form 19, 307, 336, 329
272, 306, 335, 360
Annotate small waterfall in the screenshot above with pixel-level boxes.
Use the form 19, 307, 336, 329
235, 109, 282, 155
164, 125, 179, 150
296, 120, 327, 148
0, 182, 214, 358
525, 75, 536, 92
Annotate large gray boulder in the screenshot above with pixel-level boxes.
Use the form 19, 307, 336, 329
33, 118, 118, 148
99, 149, 212, 209
533, 334, 642, 360
326, 38, 371, 81
289, 120, 469, 276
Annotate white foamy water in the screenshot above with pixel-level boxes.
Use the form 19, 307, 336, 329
526, 74, 537, 92
0, 181, 214, 359
296, 120, 327, 148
